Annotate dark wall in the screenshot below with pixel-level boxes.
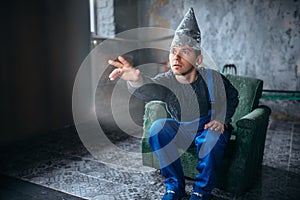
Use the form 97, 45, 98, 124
0, 0, 90, 144
114, 0, 138, 33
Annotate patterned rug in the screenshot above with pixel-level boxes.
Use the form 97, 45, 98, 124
0, 121, 299, 200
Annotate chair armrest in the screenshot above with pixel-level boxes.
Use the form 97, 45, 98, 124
236, 105, 271, 129
227, 105, 271, 194
142, 101, 169, 167
143, 101, 170, 133
234, 105, 271, 160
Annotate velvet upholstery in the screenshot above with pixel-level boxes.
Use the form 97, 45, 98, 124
141, 74, 271, 196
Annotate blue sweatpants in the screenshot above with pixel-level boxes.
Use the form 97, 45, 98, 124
148, 116, 229, 196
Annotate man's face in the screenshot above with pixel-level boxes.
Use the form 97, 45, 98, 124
169, 45, 201, 75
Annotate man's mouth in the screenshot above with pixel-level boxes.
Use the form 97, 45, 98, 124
172, 64, 182, 69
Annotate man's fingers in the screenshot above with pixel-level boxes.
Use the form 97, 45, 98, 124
108, 56, 132, 71
108, 59, 123, 68
118, 56, 130, 67
109, 68, 122, 80
204, 121, 212, 129
204, 120, 224, 133
210, 123, 219, 130
108, 56, 142, 83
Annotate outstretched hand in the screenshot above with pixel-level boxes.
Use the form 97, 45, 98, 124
108, 56, 141, 82
204, 120, 225, 134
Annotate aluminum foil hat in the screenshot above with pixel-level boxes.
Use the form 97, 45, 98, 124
171, 7, 201, 51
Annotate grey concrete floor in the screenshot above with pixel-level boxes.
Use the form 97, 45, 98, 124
0, 118, 299, 200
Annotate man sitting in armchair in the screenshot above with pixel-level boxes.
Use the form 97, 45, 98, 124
108, 8, 239, 200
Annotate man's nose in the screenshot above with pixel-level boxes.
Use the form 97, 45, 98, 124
173, 52, 181, 59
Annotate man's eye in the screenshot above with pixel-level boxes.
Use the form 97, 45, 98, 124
183, 50, 190, 55
171, 49, 177, 54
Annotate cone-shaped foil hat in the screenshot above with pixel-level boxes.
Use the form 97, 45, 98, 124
171, 8, 201, 50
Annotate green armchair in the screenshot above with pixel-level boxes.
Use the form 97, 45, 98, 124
141, 74, 271, 195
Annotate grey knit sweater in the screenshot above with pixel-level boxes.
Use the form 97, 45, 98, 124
128, 67, 239, 126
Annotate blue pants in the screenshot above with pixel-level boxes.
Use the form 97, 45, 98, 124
148, 116, 229, 196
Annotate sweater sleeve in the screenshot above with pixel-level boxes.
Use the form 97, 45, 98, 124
127, 74, 169, 101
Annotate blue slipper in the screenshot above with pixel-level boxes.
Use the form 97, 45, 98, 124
162, 190, 185, 200
189, 192, 210, 200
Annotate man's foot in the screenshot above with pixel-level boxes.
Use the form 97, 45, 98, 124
189, 192, 210, 200
162, 190, 185, 200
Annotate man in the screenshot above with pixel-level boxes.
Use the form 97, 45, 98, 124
108, 8, 239, 200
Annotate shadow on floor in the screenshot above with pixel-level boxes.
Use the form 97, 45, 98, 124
0, 120, 299, 199
0, 174, 86, 200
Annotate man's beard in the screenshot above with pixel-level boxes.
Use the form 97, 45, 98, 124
174, 65, 195, 76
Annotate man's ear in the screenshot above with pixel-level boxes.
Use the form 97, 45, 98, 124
196, 54, 203, 65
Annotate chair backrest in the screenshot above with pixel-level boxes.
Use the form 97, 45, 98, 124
222, 64, 237, 75
224, 74, 263, 124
